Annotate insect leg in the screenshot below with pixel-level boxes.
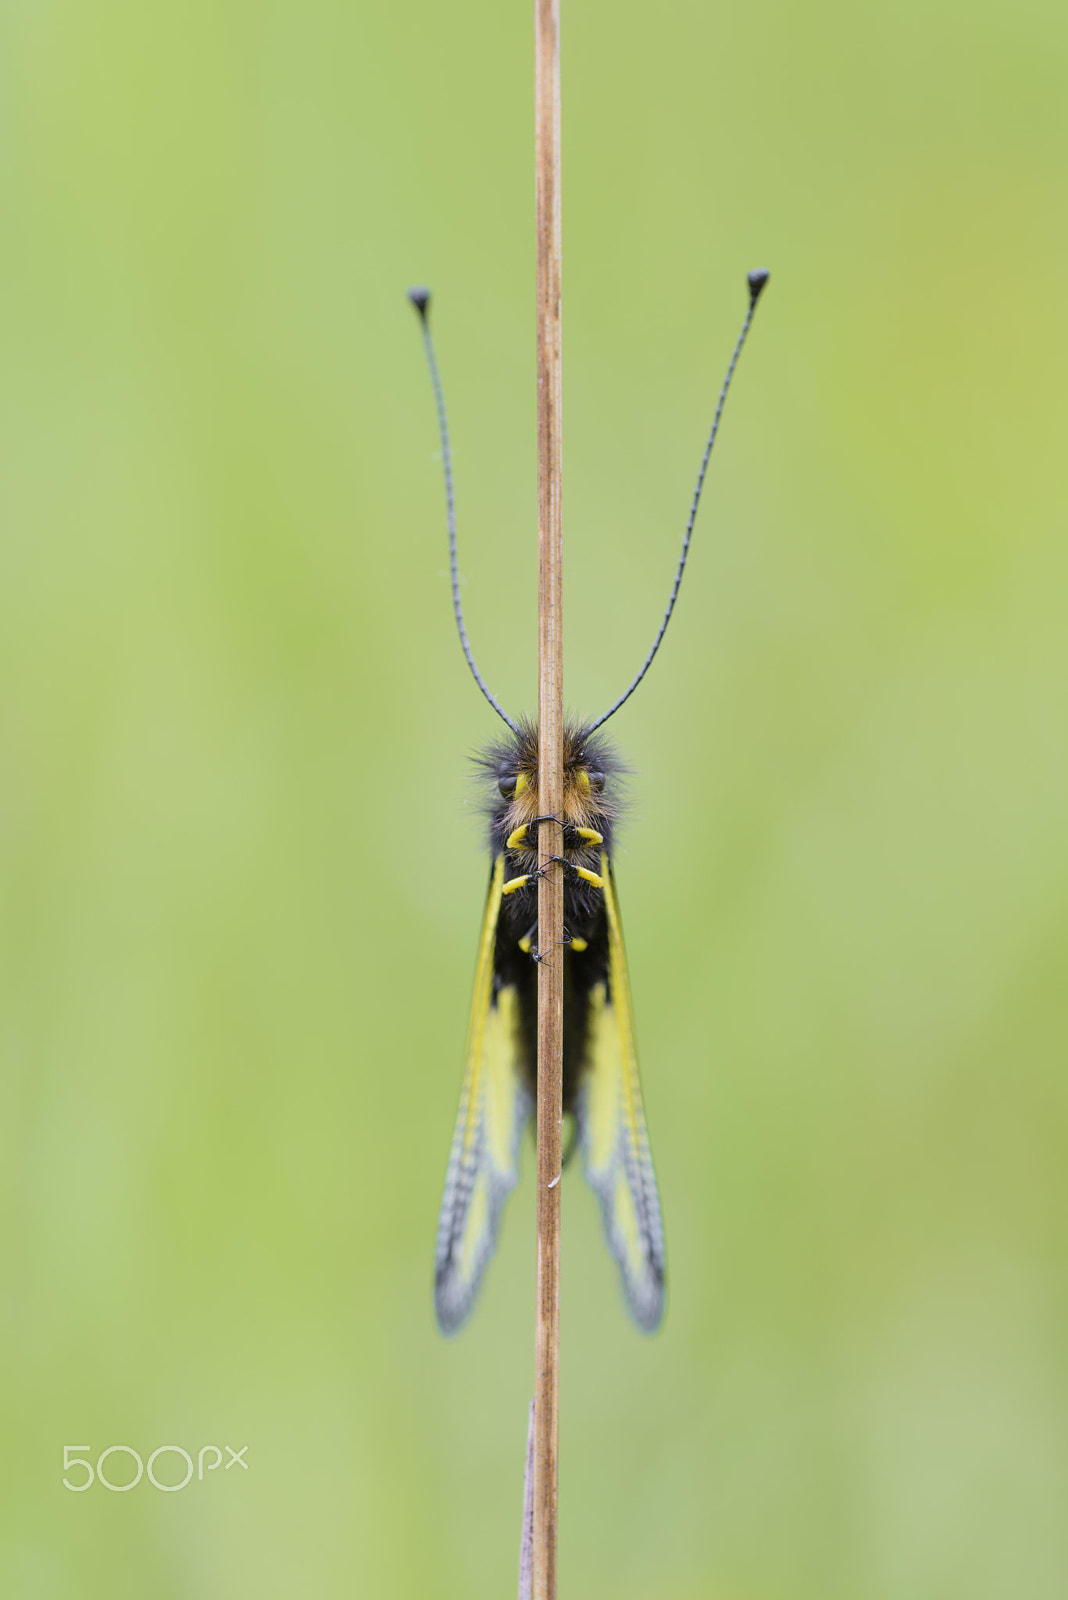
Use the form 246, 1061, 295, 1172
540, 855, 605, 891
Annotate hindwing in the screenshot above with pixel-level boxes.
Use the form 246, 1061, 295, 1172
434, 854, 532, 1335
575, 853, 666, 1331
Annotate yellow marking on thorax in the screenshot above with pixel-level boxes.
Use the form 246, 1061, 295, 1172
501, 755, 608, 841
501, 782, 540, 840
561, 771, 602, 832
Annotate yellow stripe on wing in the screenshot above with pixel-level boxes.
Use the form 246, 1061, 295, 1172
576, 853, 666, 1331
434, 855, 532, 1334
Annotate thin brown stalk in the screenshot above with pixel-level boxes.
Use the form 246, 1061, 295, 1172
534, 0, 563, 1593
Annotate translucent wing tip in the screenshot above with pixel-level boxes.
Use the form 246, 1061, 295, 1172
434, 1263, 482, 1338
625, 1262, 666, 1333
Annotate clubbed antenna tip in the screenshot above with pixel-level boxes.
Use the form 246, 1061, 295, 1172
747, 267, 770, 302
408, 285, 431, 318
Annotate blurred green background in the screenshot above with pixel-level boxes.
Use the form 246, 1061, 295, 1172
1, 1, 1066, 1596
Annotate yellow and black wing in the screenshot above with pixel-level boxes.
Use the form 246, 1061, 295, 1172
434, 854, 533, 1335
575, 853, 666, 1331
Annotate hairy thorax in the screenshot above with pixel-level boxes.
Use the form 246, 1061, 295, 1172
486, 721, 619, 868
480, 722, 622, 951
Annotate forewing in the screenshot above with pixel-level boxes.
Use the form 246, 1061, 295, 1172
575, 853, 666, 1331
434, 854, 532, 1335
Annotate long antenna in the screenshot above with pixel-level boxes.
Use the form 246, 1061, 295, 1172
408, 287, 521, 735
585, 268, 770, 734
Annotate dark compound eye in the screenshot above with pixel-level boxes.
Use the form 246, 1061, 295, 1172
587, 769, 605, 792
498, 773, 517, 799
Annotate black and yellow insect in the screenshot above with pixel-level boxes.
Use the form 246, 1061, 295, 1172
409, 271, 768, 1335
